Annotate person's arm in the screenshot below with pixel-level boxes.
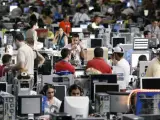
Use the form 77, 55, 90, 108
37, 51, 45, 66
79, 43, 84, 59
64, 36, 68, 46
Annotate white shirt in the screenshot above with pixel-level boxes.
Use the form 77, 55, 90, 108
116, 58, 130, 89
72, 12, 90, 26
17, 43, 35, 75
145, 25, 160, 36
44, 97, 61, 113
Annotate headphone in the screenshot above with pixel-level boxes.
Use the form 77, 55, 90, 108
67, 84, 84, 96
40, 83, 56, 96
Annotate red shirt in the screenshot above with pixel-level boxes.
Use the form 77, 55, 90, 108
55, 61, 75, 74
86, 58, 112, 74
0, 65, 6, 77
59, 21, 71, 35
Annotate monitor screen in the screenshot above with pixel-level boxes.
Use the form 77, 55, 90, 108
133, 38, 148, 50
91, 39, 102, 48
54, 85, 66, 101
94, 83, 119, 101
18, 95, 42, 116
90, 74, 117, 101
108, 92, 129, 113
112, 37, 126, 47
131, 53, 150, 68
10, 5, 17, 12
140, 77, 160, 89
0, 82, 7, 92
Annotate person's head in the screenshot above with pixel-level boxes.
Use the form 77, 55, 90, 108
2, 54, 12, 65
64, 14, 70, 22
15, 32, 24, 48
30, 14, 37, 23
137, 55, 147, 67
151, 19, 158, 28
29, 20, 38, 29
144, 31, 152, 38
72, 33, 80, 45
61, 48, 71, 60
68, 84, 84, 96
58, 27, 64, 36
94, 15, 102, 24
40, 84, 56, 99
79, 6, 85, 13
26, 38, 34, 48
94, 47, 103, 58
113, 46, 124, 61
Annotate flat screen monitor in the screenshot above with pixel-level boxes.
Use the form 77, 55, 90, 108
133, 38, 148, 50
18, 95, 42, 116
108, 92, 129, 113
93, 83, 119, 101
140, 77, 160, 89
72, 28, 82, 33
64, 97, 89, 118
91, 39, 102, 48
112, 37, 126, 47
90, 74, 117, 101
10, 5, 17, 12
0, 82, 7, 92
131, 51, 150, 68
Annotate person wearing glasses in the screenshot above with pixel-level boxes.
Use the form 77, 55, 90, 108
40, 84, 61, 113
64, 33, 84, 66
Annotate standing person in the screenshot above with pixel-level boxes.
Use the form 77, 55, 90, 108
53, 28, 68, 49
59, 14, 71, 36
10, 32, 35, 76
26, 20, 38, 49
40, 84, 61, 113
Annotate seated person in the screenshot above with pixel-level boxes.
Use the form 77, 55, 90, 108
60, 84, 95, 115
0, 54, 12, 77
55, 48, 75, 74
64, 34, 84, 66
40, 84, 61, 113
86, 47, 112, 74
144, 31, 152, 39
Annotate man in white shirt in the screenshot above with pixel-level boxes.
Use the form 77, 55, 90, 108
11, 32, 35, 75
64, 34, 84, 65
112, 46, 130, 90
72, 6, 90, 26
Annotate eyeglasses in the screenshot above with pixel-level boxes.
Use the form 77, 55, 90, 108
47, 91, 54, 94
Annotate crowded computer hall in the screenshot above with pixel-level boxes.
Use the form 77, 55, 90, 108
0, 0, 160, 120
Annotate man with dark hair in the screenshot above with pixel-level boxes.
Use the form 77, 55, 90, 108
10, 32, 35, 75
112, 46, 130, 90
86, 47, 112, 74
64, 33, 84, 65
55, 48, 75, 74
144, 31, 152, 39
0, 54, 12, 77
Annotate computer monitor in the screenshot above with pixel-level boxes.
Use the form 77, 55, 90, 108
10, 5, 17, 12
108, 92, 129, 113
91, 39, 102, 48
90, 74, 117, 101
119, 33, 131, 44
131, 51, 150, 68
18, 95, 42, 116
72, 28, 82, 33
133, 38, 149, 50
93, 83, 119, 101
54, 85, 66, 101
0, 82, 7, 92
112, 37, 126, 47
140, 77, 160, 89
64, 96, 89, 118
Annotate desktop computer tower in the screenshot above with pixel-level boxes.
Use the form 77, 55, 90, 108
0, 92, 15, 120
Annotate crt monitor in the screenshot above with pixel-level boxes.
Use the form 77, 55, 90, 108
0, 82, 7, 92
131, 51, 150, 68
112, 37, 126, 47
18, 95, 42, 116
64, 96, 89, 118
108, 92, 129, 113
93, 83, 119, 101
90, 74, 117, 101
91, 39, 102, 48
140, 77, 160, 89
